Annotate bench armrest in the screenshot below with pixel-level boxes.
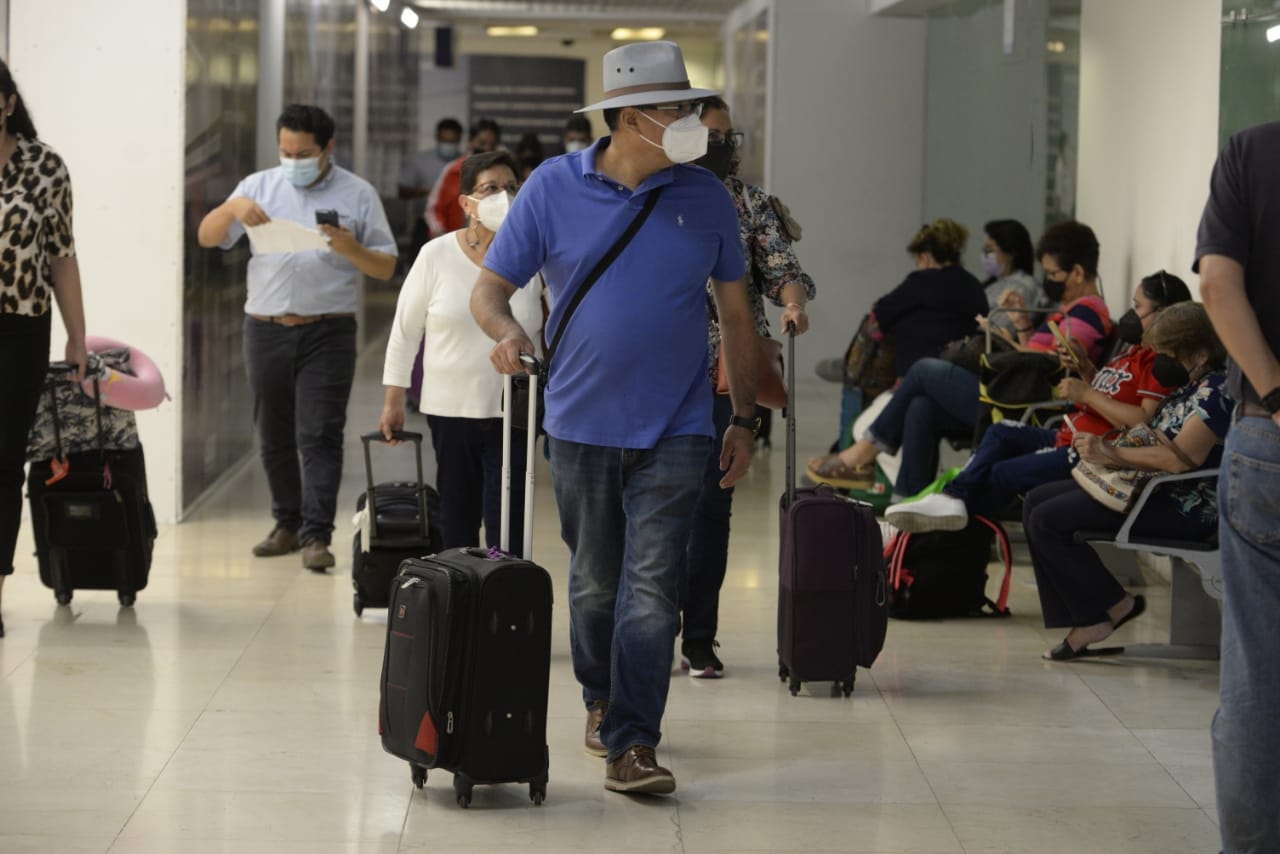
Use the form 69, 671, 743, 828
1115, 468, 1221, 546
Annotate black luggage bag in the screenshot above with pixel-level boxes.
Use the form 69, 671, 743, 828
27, 446, 157, 606
379, 363, 553, 807
352, 430, 442, 616
777, 328, 888, 697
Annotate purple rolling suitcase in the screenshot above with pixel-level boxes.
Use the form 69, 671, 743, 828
777, 328, 888, 696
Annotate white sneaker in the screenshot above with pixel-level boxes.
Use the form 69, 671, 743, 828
885, 493, 968, 533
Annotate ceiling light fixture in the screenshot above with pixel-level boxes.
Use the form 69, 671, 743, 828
1046, 40, 1066, 54
611, 27, 666, 41
486, 25, 539, 37
1268, 24, 1280, 42
370, 0, 390, 12
400, 7, 419, 28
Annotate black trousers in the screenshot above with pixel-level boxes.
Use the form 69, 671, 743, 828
0, 312, 51, 575
1023, 478, 1216, 629
426, 414, 526, 555
243, 316, 356, 544
681, 389, 735, 642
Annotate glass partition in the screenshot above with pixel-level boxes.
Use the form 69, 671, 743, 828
1219, 2, 1280, 144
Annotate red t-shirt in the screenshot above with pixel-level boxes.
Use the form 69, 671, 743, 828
1054, 345, 1173, 446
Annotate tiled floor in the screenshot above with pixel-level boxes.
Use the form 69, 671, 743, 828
0, 334, 1223, 853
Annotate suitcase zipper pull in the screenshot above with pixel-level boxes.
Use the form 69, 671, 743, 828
400, 577, 422, 590
447, 712, 454, 734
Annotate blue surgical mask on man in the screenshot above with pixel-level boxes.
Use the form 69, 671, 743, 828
281, 155, 323, 187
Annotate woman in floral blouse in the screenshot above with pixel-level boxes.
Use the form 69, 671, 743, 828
0, 59, 88, 638
1022, 303, 1230, 662
679, 96, 817, 678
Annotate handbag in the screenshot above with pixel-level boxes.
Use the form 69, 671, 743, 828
26, 350, 141, 463
1070, 423, 1197, 513
940, 331, 1013, 374
715, 334, 788, 409
843, 314, 896, 400
511, 187, 665, 432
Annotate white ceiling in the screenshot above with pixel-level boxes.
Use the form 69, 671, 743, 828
407, 0, 743, 25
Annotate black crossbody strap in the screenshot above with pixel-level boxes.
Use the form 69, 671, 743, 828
545, 186, 663, 370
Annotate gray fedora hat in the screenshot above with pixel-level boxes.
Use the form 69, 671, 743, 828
577, 41, 719, 113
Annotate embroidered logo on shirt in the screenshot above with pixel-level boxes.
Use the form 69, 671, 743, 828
677, 214, 685, 227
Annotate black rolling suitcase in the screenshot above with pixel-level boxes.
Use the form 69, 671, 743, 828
352, 430, 442, 616
777, 328, 888, 696
27, 446, 157, 607
379, 364, 553, 807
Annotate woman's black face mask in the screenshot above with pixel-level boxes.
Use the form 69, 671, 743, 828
1151, 353, 1191, 388
1116, 308, 1146, 344
1042, 275, 1067, 303
696, 139, 736, 181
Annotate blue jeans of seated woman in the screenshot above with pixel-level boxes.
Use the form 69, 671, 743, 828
1214, 414, 1280, 854
864, 357, 978, 498
549, 434, 710, 761
945, 422, 1070, 517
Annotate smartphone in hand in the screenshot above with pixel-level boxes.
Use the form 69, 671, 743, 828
315, 209, 339, 228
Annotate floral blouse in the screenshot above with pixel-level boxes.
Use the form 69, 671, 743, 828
704, 176, 816, 382
1150, 370, 1233, 525
0, 137, 76, 317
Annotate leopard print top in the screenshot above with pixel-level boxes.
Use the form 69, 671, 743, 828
0, 137, 75, 317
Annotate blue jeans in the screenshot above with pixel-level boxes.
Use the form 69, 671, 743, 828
1214, 414, 1280, 853
243, 316, 356, 544
549, 434, 710, 760
946, 422, 1068, 517
865, 358, 978, 497
425, 414, 527, 555
682, 391, 735, 642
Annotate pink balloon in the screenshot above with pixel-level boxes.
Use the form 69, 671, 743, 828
81, 335, 168, 411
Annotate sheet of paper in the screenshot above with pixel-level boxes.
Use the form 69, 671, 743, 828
245, 220, 330, 255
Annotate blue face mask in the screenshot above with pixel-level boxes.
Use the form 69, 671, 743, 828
280, 155, 322, 188
437, 142, 461, 159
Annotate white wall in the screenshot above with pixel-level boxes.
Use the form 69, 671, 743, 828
1076, 0, 1221, 306
9, 0, 186, 521
767, 0, 927, 364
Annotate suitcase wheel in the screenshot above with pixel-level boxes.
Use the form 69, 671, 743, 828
788, 676, 801, 697
118, 592, 136, 608
529, 781, 546, 806
778, 661, 789, 683
410, 764, 427, 789
353, 592, 365, 618
55, 590, 72, 606
453, 774, 473, 808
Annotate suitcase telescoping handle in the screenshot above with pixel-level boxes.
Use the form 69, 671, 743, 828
500, 354, 540, 558
784, 322, 797, 508
359, 430, 429, 542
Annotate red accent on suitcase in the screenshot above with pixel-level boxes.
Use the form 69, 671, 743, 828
413, 712, 438, 756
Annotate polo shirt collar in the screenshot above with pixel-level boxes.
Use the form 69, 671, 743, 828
580, 136, 675, 195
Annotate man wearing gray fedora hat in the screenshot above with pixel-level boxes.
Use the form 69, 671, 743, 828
472, 40, 758, 796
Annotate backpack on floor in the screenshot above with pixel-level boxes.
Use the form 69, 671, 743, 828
884, 516, 1012, 620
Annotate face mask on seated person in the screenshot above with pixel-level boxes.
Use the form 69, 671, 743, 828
980, 252, 1003, 280
1042, 275, 1067, 303
1116, 308, 1149, 345
1151, 353, 1191, 388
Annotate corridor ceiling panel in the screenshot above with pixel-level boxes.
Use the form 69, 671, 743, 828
409, 0, 743, 25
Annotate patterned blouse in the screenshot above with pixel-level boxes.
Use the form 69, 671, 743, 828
704, 176, 816, 382
1150, 370, 1233, 524
0, 137, 76, 317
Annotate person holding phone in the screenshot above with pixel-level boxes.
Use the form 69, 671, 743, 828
197, 104, 396, 572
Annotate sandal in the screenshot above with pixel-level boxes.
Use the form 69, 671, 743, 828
1043, 637, 1125, 661
806, 454, 876, 489
1111, 594, 1146, 632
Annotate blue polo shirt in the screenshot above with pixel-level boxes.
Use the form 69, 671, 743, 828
484, 138, 745, 449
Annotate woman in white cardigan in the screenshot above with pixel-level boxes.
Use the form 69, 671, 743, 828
380, 150, 542, 554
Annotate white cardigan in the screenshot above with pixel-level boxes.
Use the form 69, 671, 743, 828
383, 233, 543, 419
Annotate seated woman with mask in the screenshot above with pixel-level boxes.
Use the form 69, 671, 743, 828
1023, 302, 1230, 661
808, 220, 1111, 499
886, 270, 1193, 532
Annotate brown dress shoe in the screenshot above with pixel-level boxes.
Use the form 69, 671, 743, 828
584, 701, 608, 757
252, 525, 300, 557
301, 538, 336, 572
604, 744, 675, 795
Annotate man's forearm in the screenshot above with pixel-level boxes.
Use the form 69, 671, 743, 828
471, 274, 524, 342
1201, 255, 1280, 398
347, 246, 396, 281
197, 204, 236, 248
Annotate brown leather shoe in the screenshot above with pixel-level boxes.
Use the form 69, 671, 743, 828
584, 701, 608, 758
252, 525, 300, 557
301, 538, 336, 572
604, 744, 675, 795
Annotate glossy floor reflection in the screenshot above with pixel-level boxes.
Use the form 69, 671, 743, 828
0, 336, 1221, 853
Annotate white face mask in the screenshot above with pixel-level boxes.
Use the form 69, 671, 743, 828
468, 190, 512, 231
564, 139, 588, 153
638, 111, 708, 164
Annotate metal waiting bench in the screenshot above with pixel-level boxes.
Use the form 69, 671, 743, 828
1076, 468, 1223, 660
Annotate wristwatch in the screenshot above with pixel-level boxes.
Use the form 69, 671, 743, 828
729, 414, 762, 437
1261, 386, 1280, 414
